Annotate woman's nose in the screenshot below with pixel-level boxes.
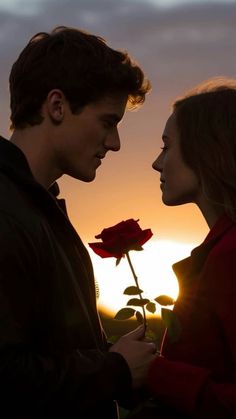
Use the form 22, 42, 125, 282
152, 155, 162, 172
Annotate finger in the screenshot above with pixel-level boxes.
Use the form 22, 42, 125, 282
127, 325, 145, 339
148, 342, 158, 354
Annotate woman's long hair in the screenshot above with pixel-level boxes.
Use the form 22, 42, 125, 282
173, 77, 236, 222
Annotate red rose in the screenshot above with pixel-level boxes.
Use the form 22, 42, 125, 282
88, 218, 153, 258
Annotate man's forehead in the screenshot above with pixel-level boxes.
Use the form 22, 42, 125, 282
96, 95, 128, 118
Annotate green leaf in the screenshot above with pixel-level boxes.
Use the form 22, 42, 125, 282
146, 302, 156, 313
129, 245, 144, 251
114, 307, 135, 320
135, 311, 144, 323
127, 298, 150, 307
161, 308, 182, 343
116, 257, 122, 266
124, 286, 143, 295
155, 294, 175, 306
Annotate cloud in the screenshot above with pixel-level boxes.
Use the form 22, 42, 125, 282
0, 0, 236, 133
0, 0, 235, 59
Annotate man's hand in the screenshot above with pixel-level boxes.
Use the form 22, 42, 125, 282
109, 325, 157, 388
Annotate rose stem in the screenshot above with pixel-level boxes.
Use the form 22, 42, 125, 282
125, 251, 147, 331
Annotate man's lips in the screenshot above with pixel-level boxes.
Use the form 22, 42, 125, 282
96, 153, 106, 159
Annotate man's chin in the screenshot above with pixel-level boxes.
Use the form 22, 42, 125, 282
77, 172, 96, 183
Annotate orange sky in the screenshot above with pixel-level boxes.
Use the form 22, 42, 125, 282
1, 0, 235, 315
0, 0, 234, 257
58, 94, 209, 248
57, 92, 209, 316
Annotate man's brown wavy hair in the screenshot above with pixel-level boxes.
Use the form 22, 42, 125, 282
173, 77, 236, 221
9, 26, 151, 129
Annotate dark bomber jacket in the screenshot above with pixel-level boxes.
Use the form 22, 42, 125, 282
0, 136, 132, 418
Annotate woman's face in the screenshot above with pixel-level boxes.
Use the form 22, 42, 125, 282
152, 112, 201, 206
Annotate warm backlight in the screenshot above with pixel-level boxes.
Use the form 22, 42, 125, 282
87, 239, 194, 316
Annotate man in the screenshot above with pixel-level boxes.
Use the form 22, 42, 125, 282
0, 26, 155, 418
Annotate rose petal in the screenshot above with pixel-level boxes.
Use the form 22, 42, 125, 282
89, 219, 153, 259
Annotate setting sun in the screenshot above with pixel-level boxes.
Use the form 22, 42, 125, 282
87, 239, 194, 317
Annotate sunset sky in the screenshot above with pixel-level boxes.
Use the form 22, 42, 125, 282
0, 0, 235, 313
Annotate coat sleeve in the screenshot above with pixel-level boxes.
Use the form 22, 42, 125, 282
148, 247, 236, 418
0, 214, 133, 416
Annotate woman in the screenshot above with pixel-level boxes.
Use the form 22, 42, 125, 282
146, 77, 236, 418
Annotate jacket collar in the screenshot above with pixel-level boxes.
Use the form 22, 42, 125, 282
0, 136, 34, 182
0, 135, 65, 211
172, 215, 235, 285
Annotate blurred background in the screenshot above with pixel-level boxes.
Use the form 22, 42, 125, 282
0, 0, 235, 335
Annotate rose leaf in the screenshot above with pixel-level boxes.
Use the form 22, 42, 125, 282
135, 311, 144, 323
124, 286, 143, 295
114, 307, 135, 320
161, 308, 182, 343
146, 302, 156, 313
127, 298, 150, 307
155, 295, 175, 306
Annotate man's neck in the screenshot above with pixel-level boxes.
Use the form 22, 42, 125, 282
10, 127, 61, 189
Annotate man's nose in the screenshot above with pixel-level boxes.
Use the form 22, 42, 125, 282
106, 128, 121, 152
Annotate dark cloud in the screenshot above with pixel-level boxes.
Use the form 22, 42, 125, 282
0, 0, 235, 73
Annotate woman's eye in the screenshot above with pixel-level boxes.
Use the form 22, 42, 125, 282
160, 146, 168, 151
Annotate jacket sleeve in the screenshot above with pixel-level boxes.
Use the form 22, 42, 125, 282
0, 214, 133, 416
148, 248, 236, 418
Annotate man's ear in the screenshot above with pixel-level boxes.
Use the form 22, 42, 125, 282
46, 89, 66, 124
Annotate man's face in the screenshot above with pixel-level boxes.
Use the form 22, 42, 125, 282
52, 94, 128, 182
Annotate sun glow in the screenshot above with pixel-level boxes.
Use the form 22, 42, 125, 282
87, 239, 194, 317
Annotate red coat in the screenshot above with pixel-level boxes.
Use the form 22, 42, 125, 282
148, 215, 236, 418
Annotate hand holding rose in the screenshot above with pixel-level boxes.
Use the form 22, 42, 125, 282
109, 325, 157, 388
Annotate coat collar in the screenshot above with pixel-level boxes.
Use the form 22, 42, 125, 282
0, 136, 34, 182
172, 215, 235, 286
0, 135, 64, 208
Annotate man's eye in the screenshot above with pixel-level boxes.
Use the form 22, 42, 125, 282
103, 120, 114, 128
